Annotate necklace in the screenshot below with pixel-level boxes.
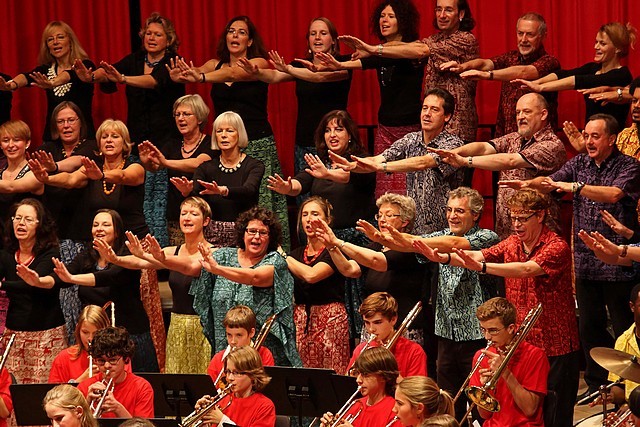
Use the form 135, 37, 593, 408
303, 244, 325, 264
218, 154, 245, 173
62, 139, 85, 159
144, 54, 162, 68
102, 159, 127, 195
15, 249, 35, 267
181, 134, 205, 155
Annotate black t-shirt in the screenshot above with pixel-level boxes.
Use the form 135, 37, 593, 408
211, 61, 272, 140
1, 246, 65, 331
25, 60, 96, 142
160, 135, 215, 221
295, 170, 376, 229
192, 155, 265, 222
290, 246, 344, 305
363, 243, 428, 326
64, 248, 150, 334
109, 50, 185, 145
0, 72, 12, 125
167, 245, 197, 315
40, 139, 99, 239
555, 62, 632, 130
360, 56, 424, 127
292, 56, 352, 147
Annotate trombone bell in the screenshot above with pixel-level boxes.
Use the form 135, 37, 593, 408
465, 385, 500, 412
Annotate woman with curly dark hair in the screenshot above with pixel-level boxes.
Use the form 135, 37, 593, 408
0, 198, 64, 384
170, 15, 290, 248
269, 110, 375, 342
300, 1, 424, 198
152, 206, 301, 368
17, 209, 158, 372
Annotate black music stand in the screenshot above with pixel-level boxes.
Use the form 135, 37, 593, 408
262, 367, 358, 426
136, 373, 216, 422
99, 418, 179, 427
11, 383, 72, 425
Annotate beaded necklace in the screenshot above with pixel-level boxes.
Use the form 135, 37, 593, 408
181, 133, 205, 155
303, 244, 325, 264
62, 139, 85, 159
144, 54, 162, 68
218, 154, 245, 174
15, 249, 35, 267
102, 159, 127, 195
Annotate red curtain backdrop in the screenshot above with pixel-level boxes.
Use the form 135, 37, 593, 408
0, 0, 638, 178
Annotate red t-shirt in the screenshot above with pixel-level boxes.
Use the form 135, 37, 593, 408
469, 341, 548, 427
219, 392, 276, 427
78, 372, 154, 418
0, 368, 12, 427
348, 336, 426, 378
207, 346, 275, 383
49, 347, 133, 383
342, 396, 400, 427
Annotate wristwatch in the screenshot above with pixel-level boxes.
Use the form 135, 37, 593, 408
617, 88, 623, 101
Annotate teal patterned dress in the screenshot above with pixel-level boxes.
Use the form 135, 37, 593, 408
190, 248, 301, 367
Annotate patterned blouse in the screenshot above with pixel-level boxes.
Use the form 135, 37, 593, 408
382, 131, 465, 234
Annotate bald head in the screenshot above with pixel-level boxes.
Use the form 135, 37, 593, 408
515, 93, 549, 139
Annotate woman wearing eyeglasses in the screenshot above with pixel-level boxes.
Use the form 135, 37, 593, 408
0, 198, 66, 384
0, 21, 95, 142
17, 209, 158, 372
171, 111, 264, 247
194, 346, 275, 427
137, 95, 213, 246
152, 206, 301, 368
285, 196, 360, 373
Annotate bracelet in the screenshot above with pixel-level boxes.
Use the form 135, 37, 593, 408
621, 245, 629, 258
468, 156, 473, 166
119, 74, 127, 84
100, 170, 105, 180
377, 44, 383, 57
575, 181, 586, 195
201, 73, 206, 83
443, 253, 451, 265
488, 70, 494, 80
340, 240, 347, 249
328, 245, 339, 252
7, 80, 17, 91
480, 261, 487, 274
52, 162, 59, 174
382, 162, 388, 172
91, 72, 96, 83
617, 88, 623, 101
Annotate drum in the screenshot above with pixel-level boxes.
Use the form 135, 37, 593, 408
573, 413, 604, 427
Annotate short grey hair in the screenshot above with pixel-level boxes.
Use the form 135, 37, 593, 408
376, 193, 416, 231
173, 94, 210, 131
448, 187, 484, 217
212, 111, 249, 149
517, 12, 547, 37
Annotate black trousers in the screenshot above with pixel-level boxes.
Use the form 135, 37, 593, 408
436, 336, 486, 420
548, 350, 580, 427
575, 278, 634, 389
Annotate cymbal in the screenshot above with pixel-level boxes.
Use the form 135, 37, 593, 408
590, 347, 640, 383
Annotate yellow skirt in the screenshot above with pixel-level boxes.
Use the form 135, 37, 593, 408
165, 313, 211, 374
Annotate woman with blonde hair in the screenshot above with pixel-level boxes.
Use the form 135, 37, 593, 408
393, 376, 454, 427
0, 21, 95, 141
49, 305, 110, 383
43, 384, 98, 427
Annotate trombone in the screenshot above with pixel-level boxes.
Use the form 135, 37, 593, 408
460, 303, 542, 424
453, 340, 492, 404
179, 384, 233, 427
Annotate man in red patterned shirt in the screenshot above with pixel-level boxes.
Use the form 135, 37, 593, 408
415, 189, 579, 427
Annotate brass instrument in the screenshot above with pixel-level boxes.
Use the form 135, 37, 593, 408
0, 334, 16, 372
345, 334, 376, 375
464, 303, 543, 415
453, 341, 492, 404
88, 341, 93, 378
179, 384, 233, 427
308, 386, 362, 427
385, 301, 422, 350
91, 370, 115, 417
214, 314, 277, 390
253, 314, 277, 350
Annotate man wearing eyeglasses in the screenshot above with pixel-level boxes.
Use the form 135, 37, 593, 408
415, 189, 579, 427
469, 297, 549, 427
500, 113, 640, 404
78, 327, 154, 418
